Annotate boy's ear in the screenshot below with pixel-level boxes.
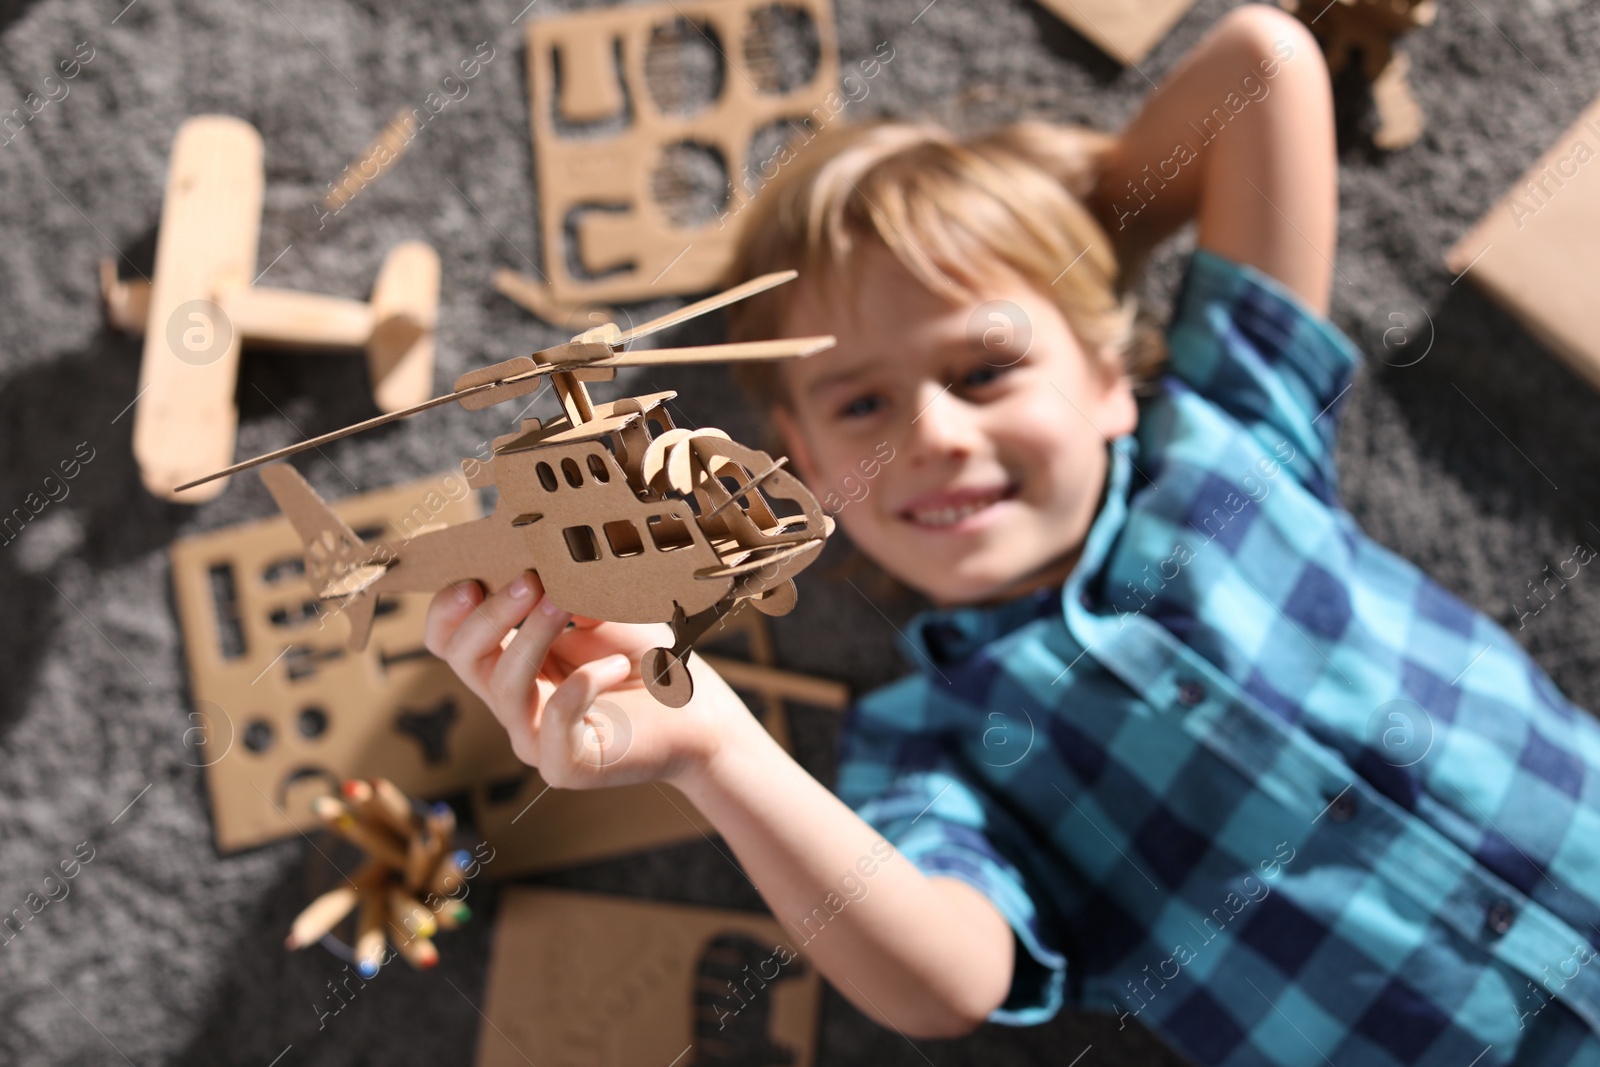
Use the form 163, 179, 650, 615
1096, 347, 1140, 440
770, 406, 820, 484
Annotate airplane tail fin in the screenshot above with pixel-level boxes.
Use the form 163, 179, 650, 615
260, 464, 385, 650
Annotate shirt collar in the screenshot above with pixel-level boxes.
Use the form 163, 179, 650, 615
897, 436, 1138, 670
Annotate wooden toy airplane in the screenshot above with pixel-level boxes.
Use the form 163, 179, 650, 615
101, 115, 440, 503
175, 271, 835, 708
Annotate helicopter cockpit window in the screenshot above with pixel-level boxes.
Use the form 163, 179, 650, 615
561, 457, 584, 488
563, 525, 602, 562
536, 462, 558, 492
604, 519, 644, 557
587, 453, 611, 483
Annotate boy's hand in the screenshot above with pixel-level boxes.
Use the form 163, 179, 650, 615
424, 573, 749, 790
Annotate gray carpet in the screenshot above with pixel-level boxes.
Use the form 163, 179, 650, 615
2, 0, 1598, 1063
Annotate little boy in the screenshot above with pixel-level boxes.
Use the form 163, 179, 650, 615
425, 7, 1600, 1064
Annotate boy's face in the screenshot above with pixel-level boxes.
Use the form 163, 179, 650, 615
773, 244, 1138, 607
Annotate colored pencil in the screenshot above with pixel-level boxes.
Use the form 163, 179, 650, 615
285, 884, 360, 950
386, 885, 437, 940
391, 930, 439, 970
354, 890, 387, 978
370, 778, 418, 837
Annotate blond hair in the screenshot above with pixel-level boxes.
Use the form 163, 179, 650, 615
724, 120, 1166, 408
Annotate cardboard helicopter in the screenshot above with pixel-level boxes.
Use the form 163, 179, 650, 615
176, 271, 834, 708
102, 115, 441, 503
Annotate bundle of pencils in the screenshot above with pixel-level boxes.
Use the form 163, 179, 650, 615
284, 778, 473, 976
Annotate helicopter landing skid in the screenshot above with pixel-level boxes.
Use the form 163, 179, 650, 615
642, 582, 798, 708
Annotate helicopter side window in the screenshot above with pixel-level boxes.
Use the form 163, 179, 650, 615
561, 457, 584, 488
646, 513, 693, 552
536, 462, 558, 492
563, 525, 602, 563
587, 453, 611, 483
604, 519, 645, 557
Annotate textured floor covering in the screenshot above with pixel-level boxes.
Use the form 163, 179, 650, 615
1, 0, 1599, 1063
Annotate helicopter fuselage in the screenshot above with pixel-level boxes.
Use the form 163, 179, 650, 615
360, 431, 734, 623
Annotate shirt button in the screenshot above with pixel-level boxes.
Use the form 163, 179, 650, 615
1177, 680, 1206, 707
1326, 791, 1358, 823
1485, 900, 1516, 938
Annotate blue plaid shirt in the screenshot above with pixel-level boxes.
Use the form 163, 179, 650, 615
836, 249, 1600, 1066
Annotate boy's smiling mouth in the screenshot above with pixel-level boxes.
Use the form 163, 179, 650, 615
898, 483, 1020, 529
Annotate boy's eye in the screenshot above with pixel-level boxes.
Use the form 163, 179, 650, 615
960, 365, 1006, 389
838, 395, 883, 419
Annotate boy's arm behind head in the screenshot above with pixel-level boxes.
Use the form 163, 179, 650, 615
1086, 5, 1337, 314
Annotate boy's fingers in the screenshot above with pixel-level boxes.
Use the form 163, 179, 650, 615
488, 592, 572, 724
498, 687, 542, 768
424, 580, 483, 658
551, 619, 674, 667
441, 572, 541, 690
539, 654, 635, 786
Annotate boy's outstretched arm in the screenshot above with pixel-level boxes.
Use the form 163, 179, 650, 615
1086, 4, 1338, 314
425, 576, 1015, 1038
676, 690, 1017, 1038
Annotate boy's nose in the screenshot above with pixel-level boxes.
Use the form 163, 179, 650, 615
903, 384, 983, 465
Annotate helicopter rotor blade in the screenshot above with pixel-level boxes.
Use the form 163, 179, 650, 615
170, 378, 512, 493
613, 270, 799, 347
170, 274, 817, 495
602, 335, 835, 367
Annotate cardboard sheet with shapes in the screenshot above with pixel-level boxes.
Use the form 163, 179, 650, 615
478, 889, 821, 1067
170, 474, 524, 852
471, 610, 848, 878
1036, 0, 1198, 65
1446, 95, 1600, 390
499, 0, 838, 320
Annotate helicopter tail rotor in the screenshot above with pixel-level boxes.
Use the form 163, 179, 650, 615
260, 464, 388, 650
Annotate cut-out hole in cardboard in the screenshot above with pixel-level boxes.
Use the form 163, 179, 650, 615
604, 519, 646, 557
550, 35, 634, 138
561, 457, 584, 488
644, 16, 725, 115
743, 3, 820, 94
536, 461, 559, 491
651, 141, 731, 227
744, 116, 809, 195
244, 719, 274, 753
564, 524, 603, 562
486, 771, 529, 805
285, 644, 344, 682
270, 600, 322, 628
262, 556, 305, 584
208, 563, 247, 660
298, 706, 328, 739
647, 513, 694, 551
379, 646, 432, 673
562, 202, 636, 280
586, 453, 611, 483
395, 699, 458, 766
693, 931, 809, 1064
